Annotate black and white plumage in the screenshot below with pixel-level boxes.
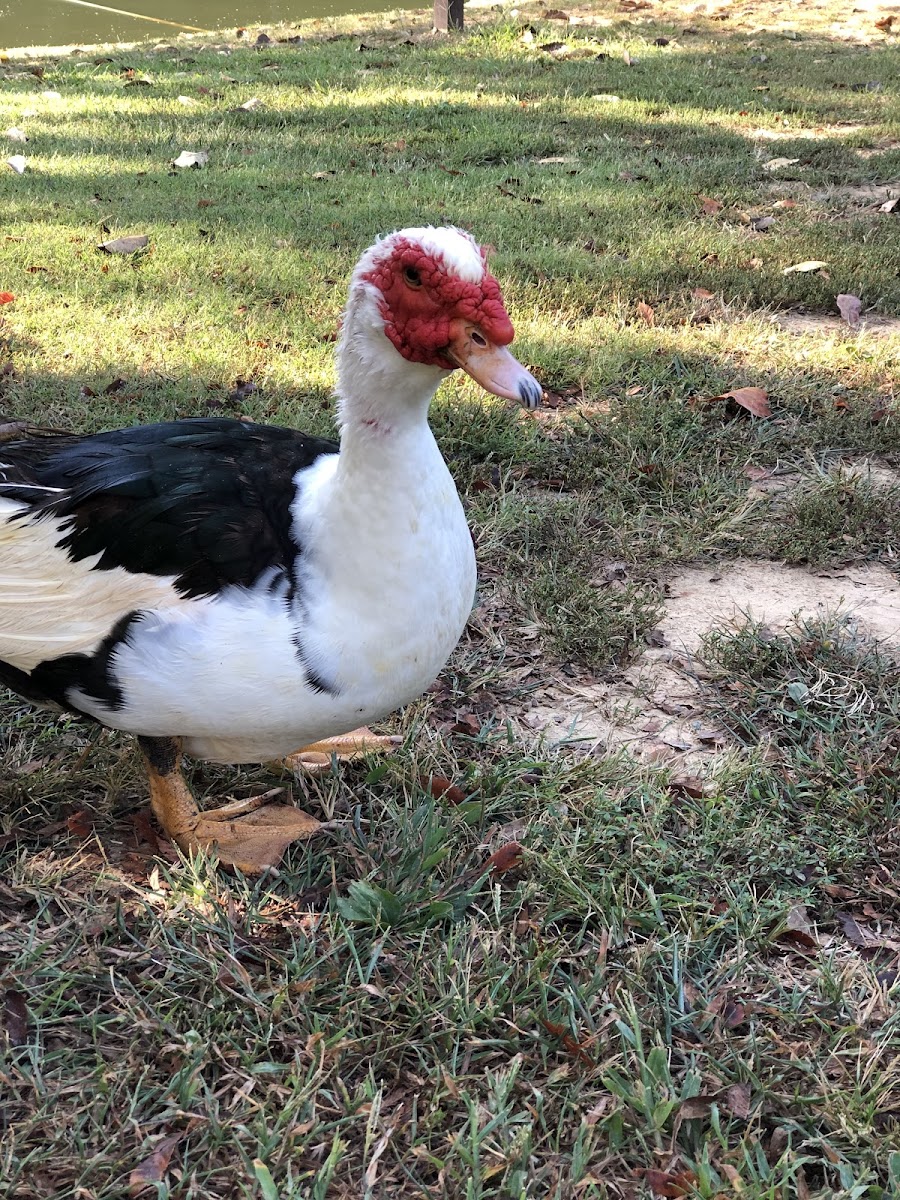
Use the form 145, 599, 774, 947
0, 226, 541, 872
0, 419, 341, 744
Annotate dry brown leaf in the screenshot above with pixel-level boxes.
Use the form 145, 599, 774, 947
724, 1082, 751, 1118
450, 712, 480, 736
129, 1134, 183, 1195
821, 882, 856, 900
486, 841, 524, 876
636, 300, 656, 326
65, 810, 94, 838
708, 387, 771, 418
692, 287, 715, 299
679, 1096, 713, 1119
643, 1169, 699, 1198
786, 903, 813, 935
666, 773, 709, 798
836, 293, 862, 328
836, 911, 869, 946
419, 773, 467, 806
835, 911, 896, 949
132, 810, 160, 852
540, 1018, 593, 1065
441, 1069, 461, 1098
776, 928, 818, 953
698, 195, 723, 215
723, 999, 746, 1028
3, 989, 28, 1046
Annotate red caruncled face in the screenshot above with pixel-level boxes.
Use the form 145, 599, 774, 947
361, 238, 515, 368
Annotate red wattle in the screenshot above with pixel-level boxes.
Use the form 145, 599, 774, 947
360, 238, 514, 367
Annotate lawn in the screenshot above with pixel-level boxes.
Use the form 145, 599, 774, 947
1, 0, 900, 1195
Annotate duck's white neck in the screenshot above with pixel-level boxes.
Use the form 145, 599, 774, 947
334, 285, 450, 448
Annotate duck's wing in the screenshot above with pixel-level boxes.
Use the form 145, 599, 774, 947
1, 417, 340, 599
0, 418, 340, 709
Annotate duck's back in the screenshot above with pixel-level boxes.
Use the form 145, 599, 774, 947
0, 418, 338, 719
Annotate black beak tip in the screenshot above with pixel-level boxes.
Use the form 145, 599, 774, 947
519, 377, 543, 409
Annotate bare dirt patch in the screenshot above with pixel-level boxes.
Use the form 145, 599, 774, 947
744, 457, 900, 500
771, 311, 900, 336
662, 560, 900, 652
854, 141, 900, 159
753, 124, 869, 141
519, 560, 900, 768
839, 457, 900, 490
811, 182, 900, 206
764, 181, 900, 209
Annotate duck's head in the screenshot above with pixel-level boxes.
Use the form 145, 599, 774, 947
344, 226, 543, 409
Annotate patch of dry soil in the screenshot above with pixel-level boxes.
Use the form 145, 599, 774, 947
744, 457, 900, 500
765, 182, 900, 207
811, 183, 900, 206
519, 561, 900, 770
753, 124, 870, 141
771, 311, 900, 337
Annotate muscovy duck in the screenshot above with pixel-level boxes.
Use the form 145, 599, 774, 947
0, 226, 542, 873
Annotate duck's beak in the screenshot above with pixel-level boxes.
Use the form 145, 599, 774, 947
446, 320, 543, 409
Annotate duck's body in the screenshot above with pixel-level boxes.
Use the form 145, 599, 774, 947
0, 415, 474, 763
0, 225, 540, 872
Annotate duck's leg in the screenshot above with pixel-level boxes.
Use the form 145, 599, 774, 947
139, 735, 321, 874
279, 727, 402, 776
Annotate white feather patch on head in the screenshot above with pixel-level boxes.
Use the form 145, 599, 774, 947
355, 225, 486, 283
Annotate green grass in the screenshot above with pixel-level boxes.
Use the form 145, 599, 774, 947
2, 1, 900, 1196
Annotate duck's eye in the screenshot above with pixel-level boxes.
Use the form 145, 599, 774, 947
403, 266, 423, 289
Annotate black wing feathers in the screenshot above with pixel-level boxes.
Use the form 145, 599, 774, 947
0, 418, 339, 598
